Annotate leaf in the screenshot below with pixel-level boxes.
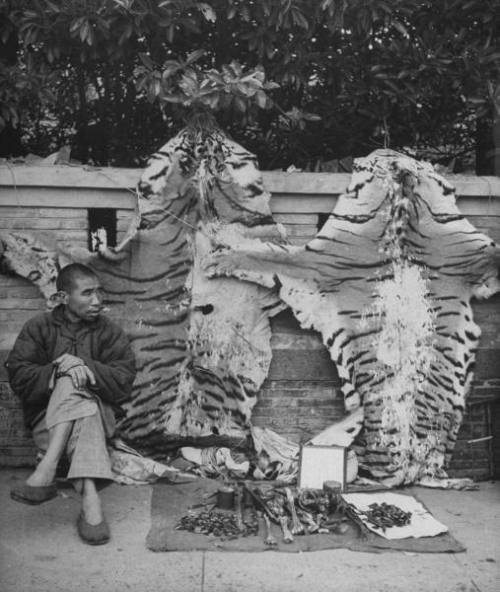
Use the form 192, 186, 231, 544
139, 53, 154, 69
117, 22, 133, 45
44, 0, 60, 13
393, 20, 408, 37
303, 112, 322, 121
162, 94, 184, 103
85, 26, 95, 46
255, 90, 268, 108
292, 8, 309, 30
206, 93, 219, 109
161, 65, 179, 80
234, 96, 247, 112
70, 18, 84, 33
198, 3, 217, 23
79, 21, 90, 43
186, 49, 205, 65
467, 96, 486, 105
384, 79, 401, 94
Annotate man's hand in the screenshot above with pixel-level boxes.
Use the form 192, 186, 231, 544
65, 364, 96, 390
54, 353, 85, 373
54, 353, 96, 390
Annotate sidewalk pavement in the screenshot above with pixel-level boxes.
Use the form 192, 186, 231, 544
1, 468, 499, 592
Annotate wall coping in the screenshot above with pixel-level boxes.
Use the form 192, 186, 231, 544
1, 164, 500, 197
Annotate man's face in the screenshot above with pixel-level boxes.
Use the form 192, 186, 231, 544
64, 275, 104, 322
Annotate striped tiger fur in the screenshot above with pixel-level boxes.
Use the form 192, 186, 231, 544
111, 125, 286, 452
0, 232, 59, 303
205, 149, 500, 486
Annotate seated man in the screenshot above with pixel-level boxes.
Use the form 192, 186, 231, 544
6, 263, 136, 545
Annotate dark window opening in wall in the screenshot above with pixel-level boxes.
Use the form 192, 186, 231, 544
87, 209, 117, 252
317, 213, 330, 232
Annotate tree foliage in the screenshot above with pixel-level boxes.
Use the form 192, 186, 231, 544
0, 0, 498, 170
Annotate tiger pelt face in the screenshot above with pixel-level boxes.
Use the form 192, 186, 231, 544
205, 149, 500, 486
133, 131, 198, 231
136, 126, 276, 230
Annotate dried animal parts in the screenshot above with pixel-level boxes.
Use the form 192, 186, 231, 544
245, 485, 346, 541
177, 482, 259, 540
359, 502, 412, 532
285, 487, 305, 535
176, 483, 352, 546
175, 509, 258, 539
205, 149, 500, 486
261, 512, 277, 546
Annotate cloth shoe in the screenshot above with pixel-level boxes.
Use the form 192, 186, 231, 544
10, 483, 57, 505
77, 512, 110, 545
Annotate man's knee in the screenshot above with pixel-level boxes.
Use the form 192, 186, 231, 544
53, 375, 94, 399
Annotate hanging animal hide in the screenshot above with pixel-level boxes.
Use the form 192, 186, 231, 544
205, 149, 500, 486
0, 124, 285, 455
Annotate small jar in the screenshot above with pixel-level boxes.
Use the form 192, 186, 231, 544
323, 480, 342, 512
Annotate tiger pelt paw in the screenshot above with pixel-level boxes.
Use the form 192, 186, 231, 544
97, 246, 128, 262
203, 250, 239, 278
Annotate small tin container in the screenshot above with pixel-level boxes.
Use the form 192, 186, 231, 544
323, 480, 342, 512
323, 480, 342, 495
217, 486, 235, 510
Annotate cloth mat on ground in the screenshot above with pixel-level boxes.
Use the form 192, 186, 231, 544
146, 478, 465, 553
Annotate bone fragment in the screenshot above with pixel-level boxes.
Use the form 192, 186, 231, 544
296, 508, 319, 534
261, 513, 277, 546
285, 487, 305, 535
234, 487, 244, 532
279, 515, 294, 544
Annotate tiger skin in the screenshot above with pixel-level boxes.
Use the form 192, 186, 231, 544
205, 149, 500, 486
1, 125, 285, 455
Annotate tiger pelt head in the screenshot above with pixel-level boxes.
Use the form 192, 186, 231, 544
342, 149, 500, 297
136, 125, 275, 231
134, 131, 199, 231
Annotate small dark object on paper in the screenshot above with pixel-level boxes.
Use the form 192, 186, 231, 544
360, 502, 412, 532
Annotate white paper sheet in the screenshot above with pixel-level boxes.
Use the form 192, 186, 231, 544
342, 492, 448, 540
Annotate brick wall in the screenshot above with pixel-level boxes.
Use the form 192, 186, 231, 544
1, 165, 499, 479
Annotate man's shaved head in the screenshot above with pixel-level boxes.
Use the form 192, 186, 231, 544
56, 263, 98, 293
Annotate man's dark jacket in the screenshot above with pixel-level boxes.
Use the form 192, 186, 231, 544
6, 305, 136, 428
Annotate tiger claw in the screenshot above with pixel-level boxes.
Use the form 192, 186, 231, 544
203, 252, 237, 277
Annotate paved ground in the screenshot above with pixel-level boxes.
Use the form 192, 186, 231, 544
1, 469, 499, 592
